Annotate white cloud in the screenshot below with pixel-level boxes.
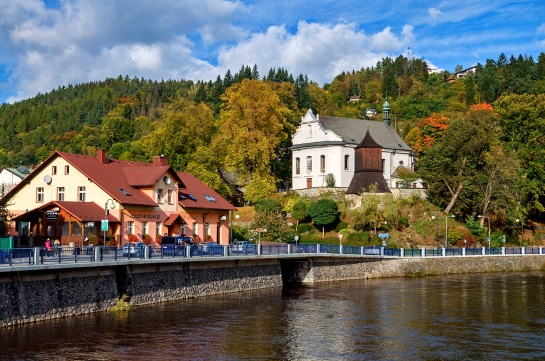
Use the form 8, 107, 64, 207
427, 8, 442, 24
538, 23, 545, 35
215, 21, 412, 86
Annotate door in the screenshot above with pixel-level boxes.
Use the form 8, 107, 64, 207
306, 178, 312, 188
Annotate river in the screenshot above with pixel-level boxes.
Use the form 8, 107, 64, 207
2, 271, 545, 360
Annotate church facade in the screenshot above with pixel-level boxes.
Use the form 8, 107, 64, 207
291, 101, 423, 193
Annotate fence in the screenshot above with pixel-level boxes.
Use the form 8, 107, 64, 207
0, 244, 544, 268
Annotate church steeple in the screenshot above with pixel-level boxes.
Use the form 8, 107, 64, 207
382, 96, 391, 127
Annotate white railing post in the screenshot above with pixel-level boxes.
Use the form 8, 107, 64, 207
482, 247, 486, 256
501, 247, 505, 255
340, 245, 343, 255
441, 248, 445, 257
34, 247, 41, 265
287, 244, 291, 255
95, 246, 101, 262
522, 247, 526, 255
186, 245, 191, 258
462, 248, 466, 256
400, 248, 404, 257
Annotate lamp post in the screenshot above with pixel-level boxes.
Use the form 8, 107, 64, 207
229, 213, 240, 244
432, 215, 439, 248
445, 214, 455, 249
478, 215, 491, 250
516, 218, 523, 247
103, 199, 116, 247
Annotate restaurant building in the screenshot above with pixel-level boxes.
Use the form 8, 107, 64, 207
3, 150, 236, 247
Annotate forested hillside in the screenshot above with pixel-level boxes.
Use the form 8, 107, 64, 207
2, 53, 545, 228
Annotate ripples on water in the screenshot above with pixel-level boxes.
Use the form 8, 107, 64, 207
2, 272, 545, 360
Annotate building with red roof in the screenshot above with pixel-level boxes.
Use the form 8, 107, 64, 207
4, 150, 236, 247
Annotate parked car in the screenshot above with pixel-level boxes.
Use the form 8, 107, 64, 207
232, 240, 256, 254
201, 242, 223, 256
161, 236, 192, 256
0, 250, 10, 264
122, 242, 153, 257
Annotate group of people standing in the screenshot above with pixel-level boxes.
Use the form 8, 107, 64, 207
44, 238, 61, 256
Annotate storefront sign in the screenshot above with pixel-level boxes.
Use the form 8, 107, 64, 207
46, 210, 58, 220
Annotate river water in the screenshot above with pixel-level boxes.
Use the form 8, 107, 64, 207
2, 271, 545, 361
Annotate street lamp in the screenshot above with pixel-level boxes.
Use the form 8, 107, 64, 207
431, 215, 439, 248
516, 218, 523, 247
103, 199, 116, 247
478, 215, 491, 250
445, 214, 455, 249
229, 212, 240, 244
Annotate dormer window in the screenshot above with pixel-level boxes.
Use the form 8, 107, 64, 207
157, 188, 163, 203
307, 124, 312, 137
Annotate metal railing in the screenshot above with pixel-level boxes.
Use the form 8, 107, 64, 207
1, 244, 544, 269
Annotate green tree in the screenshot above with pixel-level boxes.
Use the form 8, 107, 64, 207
0, 198, 10, 235
418, 104, 497, 215
139, 99, 216, 170
308, 199, 339, 236
291, 201, 309, 230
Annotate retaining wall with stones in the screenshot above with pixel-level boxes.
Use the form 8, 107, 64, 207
290, 255, 545, 283
2, 255, 545, 327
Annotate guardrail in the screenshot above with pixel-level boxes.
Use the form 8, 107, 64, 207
0, 245, 543, 268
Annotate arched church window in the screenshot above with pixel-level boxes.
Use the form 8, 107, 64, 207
306, 156, 312, 173
295, 157, 300, 175
320, 155, 325, 173
344, 155, 349, 170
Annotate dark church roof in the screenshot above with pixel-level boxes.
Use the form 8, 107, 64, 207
319, 116, 410, 151
346, 172, 391, 194
356, 127, 382, 149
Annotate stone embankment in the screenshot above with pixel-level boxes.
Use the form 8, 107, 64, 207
1, 255, 544, 326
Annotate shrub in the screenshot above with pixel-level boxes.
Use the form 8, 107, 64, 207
335, 221, 348, 232
346, 232, 369, 245
128, 234, 137, 243
297, 223, 313, 233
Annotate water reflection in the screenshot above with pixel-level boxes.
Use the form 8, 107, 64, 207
2, 272, 545, 360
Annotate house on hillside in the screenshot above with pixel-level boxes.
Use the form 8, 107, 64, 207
3, 150, 236, 247
291, 98, 425, 195
0, 166, 31, 198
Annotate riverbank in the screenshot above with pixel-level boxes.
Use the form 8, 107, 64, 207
1, 254, 544, 327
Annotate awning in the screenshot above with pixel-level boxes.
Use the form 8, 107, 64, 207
11, 201, 120, 223
163, 213, 185, 226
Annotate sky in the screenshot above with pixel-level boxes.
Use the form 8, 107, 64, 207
1, 0, 545, 104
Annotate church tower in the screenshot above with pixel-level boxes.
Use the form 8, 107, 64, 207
382, 97, 391, 127
346, 127, 390, 194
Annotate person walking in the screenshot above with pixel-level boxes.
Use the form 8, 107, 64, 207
45, 238, 52, 256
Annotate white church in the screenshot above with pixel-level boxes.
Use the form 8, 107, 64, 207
291, 99, 424, 194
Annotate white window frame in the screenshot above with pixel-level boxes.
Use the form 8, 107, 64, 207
37, 187, 44, 202
57, 187, 65, 201
78, 186, 86, 202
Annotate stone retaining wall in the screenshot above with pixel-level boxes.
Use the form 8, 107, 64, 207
0, 268, 117, 326
2, 255, 545, 327
292, 255, 545, 283
0, 260, 283, 327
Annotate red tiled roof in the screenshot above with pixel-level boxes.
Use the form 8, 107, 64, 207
164, 213, 185, 226
177, 172, 237, 211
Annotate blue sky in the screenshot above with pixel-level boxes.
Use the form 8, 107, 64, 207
1, 0, 544, 104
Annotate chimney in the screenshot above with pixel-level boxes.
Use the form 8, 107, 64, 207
154, 155, 169, 167
97, 150, 107, 164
